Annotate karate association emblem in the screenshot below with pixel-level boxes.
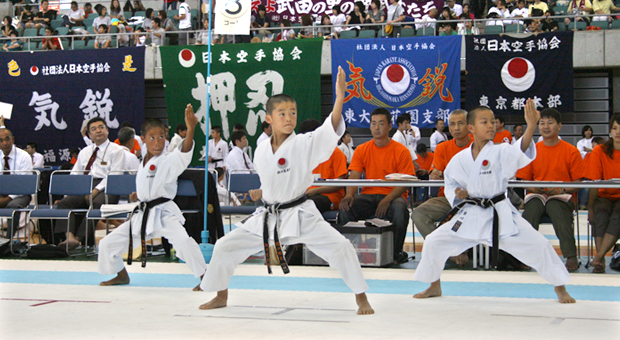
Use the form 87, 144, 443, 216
501, 57, 535, 92
178, 49, 196, 68
149, 164, 156, 172
277, 158, 288, 169
374, 57, 418, 103
482, 160, 490, 170
30, 66, 39, 76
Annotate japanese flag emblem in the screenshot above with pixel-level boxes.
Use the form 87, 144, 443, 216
380, 63, 411, 95
482, 160, 490, 169
501, 57, 535, 92
149, 164, 156, 172
30, 66, 39, 76
277, 158, 288, 169
178, 49, 196, 68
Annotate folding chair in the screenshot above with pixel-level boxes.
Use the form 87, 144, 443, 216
85, 172, 137, 255
0, 170, 39, 255
219, 171, 261, 233
29, 170, 93, 255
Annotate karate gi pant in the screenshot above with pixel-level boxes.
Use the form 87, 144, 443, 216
414, 216, 571, 287
200, 218, 370, 294
98, 214, 207, 278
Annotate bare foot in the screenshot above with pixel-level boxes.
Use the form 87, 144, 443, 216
199, 289, 228, 310
554, 285, 576, 304
355, 293, 374, 315
193, 275, 204, 291
414, 280, 442, 299
565, 256, 579, 272
59, 239, 81, 252
591, 257, 605, 273
449, 252, 469, 267
100, 268, 130, 286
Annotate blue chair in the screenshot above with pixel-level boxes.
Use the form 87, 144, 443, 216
339, 30, 358, 39
219, 171, 261, 232
484, 25, 504, 35
30, 171, 93, 255
86, 172, 137, 238
177, 178, 201, 215
0, 170, 39, 255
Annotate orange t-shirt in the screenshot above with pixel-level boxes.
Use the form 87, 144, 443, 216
114, 138, 141, 155
308, 148, 348, 209
349, 140, 414, 197
432, 137, 473, 196
415, 151, 434, 171
516, 140, 585, 187
493, 129, 512, 144
584, 144, 620, 200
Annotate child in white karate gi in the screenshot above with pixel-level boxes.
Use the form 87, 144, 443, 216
199, 67, 374, 315
413, 100, 575, 303
98, 106, 207, 289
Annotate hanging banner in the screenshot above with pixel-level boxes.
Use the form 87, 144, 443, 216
215, 0, 252, 35
249, 0, 444, 24
160, 38, 323, 166
465, 31, 574, 114
0, 47, 145, 165
331, 36, 461, 129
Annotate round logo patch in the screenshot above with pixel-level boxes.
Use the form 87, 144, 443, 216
374, 57, 418, 103
207, 204, 214, 214
501, 57, 535, 92
149, 164, 156, 171
30, 65, 39, 76
277, 158, 288, 169
178, 49, 196, 68
482, 160, 490, 169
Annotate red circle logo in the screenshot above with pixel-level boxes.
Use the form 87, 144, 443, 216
278, 158, 286, 165
149, 164, 156, 171
482, 160, 489, 167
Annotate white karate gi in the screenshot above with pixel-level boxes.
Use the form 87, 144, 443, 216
413, 139, 571, 286
256, 132, 270, 147
392, 130, 418, 162
408, 126, 421, 152
169, 133, 183, 152
576, 137, 592, 159
201, 114, 369, 294
338, 142, 354, 164
98, 142, 207, 278
207, 139, 228, 170
430, 130, 447, 151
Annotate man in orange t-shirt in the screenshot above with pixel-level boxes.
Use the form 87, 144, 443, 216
516, 109, 585, 272
412, 110, 472, 244
415, 143, 434, 177
338, 108, 414, 264
299, 119, 348, 213
493, 116, 513, 144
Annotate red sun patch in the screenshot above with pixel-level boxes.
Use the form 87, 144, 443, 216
149, 164, 156, 171
277, 158, 288, 169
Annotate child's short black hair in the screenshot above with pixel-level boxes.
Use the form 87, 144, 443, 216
211, 125, 223, 135
495, 115, 505, 124
467, 106, 492, 125
396, 113, 411, 125
513, 124, 523, 132
370, 108, 391, 123
70, 147, 80, 156
299, 119, 321, 134
176, 123, 187, 133
99, 24, 108, 31
592, 136, 605, 145
266, 94, 296, 115
230, 130, 247, 146
87, 117, 107, 131
141, 118, 166, 136
27, 142, 38, 150
233, 123, 245, 131
261, 120, 271, 131
540, 108, 561, 124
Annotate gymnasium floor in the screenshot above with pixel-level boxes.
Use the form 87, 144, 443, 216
1, 213, 619, 340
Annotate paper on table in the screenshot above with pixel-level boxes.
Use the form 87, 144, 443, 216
0, 102, 13, 120
343, 219, 392, 228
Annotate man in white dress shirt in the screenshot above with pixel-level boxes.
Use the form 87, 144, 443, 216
225, 130, 255, 173
429, 118, 448, 151
256, 121, 271, 147
26, 142, 45, 168
56, 117, 126, 250
0, 128, 34, 210
118, 127, 140, 171
168, 123, 187, 153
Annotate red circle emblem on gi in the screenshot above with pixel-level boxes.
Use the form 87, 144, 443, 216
482, 160, 490, 169
277, 158, 288, 169
149, 164, 156, 171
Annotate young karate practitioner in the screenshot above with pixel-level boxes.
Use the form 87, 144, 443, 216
413, 100, 575, 303
98, 107, 207, 289
199, 67, 374, 315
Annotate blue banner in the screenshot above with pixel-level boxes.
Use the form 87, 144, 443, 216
331, 36, 461, 129
0, 47, 145, 165
465, 32, 573, 115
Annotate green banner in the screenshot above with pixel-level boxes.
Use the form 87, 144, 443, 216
160, 38, 324, 166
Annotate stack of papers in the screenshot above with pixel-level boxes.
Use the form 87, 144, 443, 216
384, 173, 418, 181
344, 218, 392, 228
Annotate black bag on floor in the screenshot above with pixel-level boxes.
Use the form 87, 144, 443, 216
25, 244, 69, 259
0, 238, 27, 258
610, 244, 620, 271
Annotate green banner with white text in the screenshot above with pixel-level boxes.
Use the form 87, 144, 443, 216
160, 39, 324, 166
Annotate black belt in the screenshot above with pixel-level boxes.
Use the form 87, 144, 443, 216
128, 197, 171, 267
209, 158, 223, 163
262, 195, 307, 274
439, 193, 506, 268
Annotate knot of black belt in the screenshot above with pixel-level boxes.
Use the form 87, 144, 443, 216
127, 197, 171, 267
262, 195, 307, 274
439, 193, 506, 268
